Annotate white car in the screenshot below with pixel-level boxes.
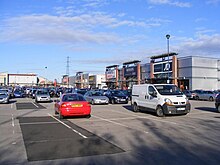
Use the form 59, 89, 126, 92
131, 84, 191, 117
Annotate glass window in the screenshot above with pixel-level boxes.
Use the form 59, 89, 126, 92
155, 85, 182, 95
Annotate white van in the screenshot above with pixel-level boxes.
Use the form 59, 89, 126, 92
131, 84, 190, 116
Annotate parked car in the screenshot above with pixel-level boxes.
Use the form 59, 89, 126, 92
84, 90, 109, 105
182, 90, 193, 99
76, 89, 88, 96
54, 93, 91, 119
191, 90, 203, 100
13, 89, 25, 98
35, 89, 51, 103
120, 89, 132, 101
0, 92, 10, 104
215, 93, 220, 112
105, 90, 128, 104
29, 88, 37, 99
192, 90, 215, 101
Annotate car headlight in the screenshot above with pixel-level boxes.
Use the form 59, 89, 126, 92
164, 98, 173, 106
186, 98, 190, 104
113, 96, 118, 99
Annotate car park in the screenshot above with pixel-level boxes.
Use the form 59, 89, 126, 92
35, 89, 51, 103
54, 93, 91, 119
132, 84, 191, 117
84, 90, 109, 105
105, 90, 129, 104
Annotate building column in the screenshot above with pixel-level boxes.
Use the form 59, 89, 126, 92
150, 61, 154, 83
137, 63, 141, 84
172, 55, 178, 85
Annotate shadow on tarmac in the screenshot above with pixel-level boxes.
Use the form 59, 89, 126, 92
195, 107, 218, 113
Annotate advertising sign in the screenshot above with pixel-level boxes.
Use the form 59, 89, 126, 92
106, 70, 116, 79
153, 61, 172, 74
124, 66, 137, 77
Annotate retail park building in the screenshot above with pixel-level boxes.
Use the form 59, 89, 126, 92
1, 54, 220, 90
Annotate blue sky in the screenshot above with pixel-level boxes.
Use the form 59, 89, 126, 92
0, 0, 220, 81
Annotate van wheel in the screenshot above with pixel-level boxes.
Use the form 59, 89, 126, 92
217, 105, 220, 113
209, 97, 214, 101
156, 106, 164, 117
59, 112, 64, 120
133, 103, 139, 112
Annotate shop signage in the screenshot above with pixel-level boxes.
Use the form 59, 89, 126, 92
124, 66, 137, 77
154, 61, 172, 74
106, 70, 116, 79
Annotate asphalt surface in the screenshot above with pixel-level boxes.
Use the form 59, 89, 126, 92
0, 97, 220, 165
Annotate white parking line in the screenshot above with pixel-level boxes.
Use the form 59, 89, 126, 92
48, 113, 88, 139
92, 115, 149, 134
32, 102, 39, 108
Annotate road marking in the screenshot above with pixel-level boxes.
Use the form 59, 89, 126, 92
20, 121, 59, 125
48, 113, 88, 139
32, 102, 39, 108
92, 115, 149, 134
11, 114, 15, 127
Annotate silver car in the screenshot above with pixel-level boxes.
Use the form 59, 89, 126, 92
84, 91, 109, 105
0, 93, 10, 104
35, 90, 51, 103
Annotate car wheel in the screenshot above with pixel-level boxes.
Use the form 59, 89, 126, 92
91, 100, 95, 105
156, 106, 164, 117
209, 97, 214, 101
111, 99, 115, 104
195, 96, 199, 100
133, 103, 139, 112
58, 112, 63, 119
217, 105, 220, 113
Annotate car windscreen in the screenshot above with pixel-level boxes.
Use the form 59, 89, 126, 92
155, 85, 183, 95
91, 92, 102, 96
111, 90, 124, 95
37, 90, 48, 95
62, 94, 86, 102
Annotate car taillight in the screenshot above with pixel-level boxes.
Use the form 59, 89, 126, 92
61, 103, 67, 108
86, 103, 91, 107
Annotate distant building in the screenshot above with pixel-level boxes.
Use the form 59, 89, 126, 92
8, 73, 38, 86
0, 72, 8, 86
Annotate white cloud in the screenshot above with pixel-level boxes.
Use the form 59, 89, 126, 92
173, 34, 220, 57
0, 14, 170, 44
148, 0, 192, 7
206, 0, 220, 5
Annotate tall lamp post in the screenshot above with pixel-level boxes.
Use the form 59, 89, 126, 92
166, 34, 170, 84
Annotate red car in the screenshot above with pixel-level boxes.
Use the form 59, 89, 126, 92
54, 93, 91, 119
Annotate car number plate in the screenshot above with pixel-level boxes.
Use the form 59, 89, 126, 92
177, 107, 185, 110
71, 104, 83, 107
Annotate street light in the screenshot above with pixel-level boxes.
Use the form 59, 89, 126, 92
166, 34, 170, 84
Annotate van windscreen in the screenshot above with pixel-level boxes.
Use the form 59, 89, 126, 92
155, 85, 182, 95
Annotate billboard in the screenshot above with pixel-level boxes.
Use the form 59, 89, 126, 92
124, 66, 137, 77
153, 61, 172, 74
106, 70, 116, 79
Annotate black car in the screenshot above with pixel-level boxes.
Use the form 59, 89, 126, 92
120, 89, 132, 101
105, 90, 128, 104
215, 93, 220, 112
